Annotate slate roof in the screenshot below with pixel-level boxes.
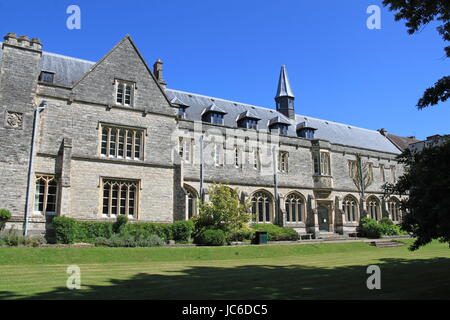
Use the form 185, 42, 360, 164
165, 89, 400, 154
386, 133, 420, 151
269, 115, 291, 127
0, 44, 401, 154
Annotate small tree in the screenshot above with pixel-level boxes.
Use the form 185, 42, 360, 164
383, 138, 450, 250
0, 209, 11, 232
192, 184, 251, 237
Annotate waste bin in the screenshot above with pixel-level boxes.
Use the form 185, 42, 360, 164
254, 231, 268, 244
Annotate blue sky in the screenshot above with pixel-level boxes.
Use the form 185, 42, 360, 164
0, 0, 448, 140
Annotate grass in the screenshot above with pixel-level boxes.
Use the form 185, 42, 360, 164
0, 239, 449, 299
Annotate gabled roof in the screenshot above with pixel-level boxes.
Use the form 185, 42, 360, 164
386, 133, 420, 151
297, 120, 317, 131
201, 103, 227, 116
269, 115, 291, 127
275, 65, 295, 98
237, 110, 261, 121
170, 96, 189, 107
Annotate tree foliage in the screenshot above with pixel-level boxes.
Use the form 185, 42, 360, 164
383, 0, 449, 108
193, 184, 252, 237
383, 138, 450, 250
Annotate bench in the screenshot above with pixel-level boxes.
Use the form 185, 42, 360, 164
347, 232, 360, 238
300, 233, 314, 240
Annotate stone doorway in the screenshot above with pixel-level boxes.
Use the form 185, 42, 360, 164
317, 204, 329, 232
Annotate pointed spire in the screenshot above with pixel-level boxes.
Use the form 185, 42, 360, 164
275, 65, 295, 99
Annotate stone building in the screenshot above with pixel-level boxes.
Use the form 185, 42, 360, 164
0, 33, 406, 237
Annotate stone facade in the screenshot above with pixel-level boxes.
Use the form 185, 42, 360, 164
0, 33, 405, 237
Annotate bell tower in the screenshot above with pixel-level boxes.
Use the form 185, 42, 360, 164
275, 65, 295, 119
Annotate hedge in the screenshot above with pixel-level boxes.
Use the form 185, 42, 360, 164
53, 216, 113, 244
53, 216, 194, 244
251, 223, 299, 241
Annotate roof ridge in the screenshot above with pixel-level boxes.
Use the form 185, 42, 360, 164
167, 88, 386, 134
166, 88, 275, 112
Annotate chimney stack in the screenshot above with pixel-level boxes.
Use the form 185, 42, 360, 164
153, 58, 167, 89
3, 33, 42, 52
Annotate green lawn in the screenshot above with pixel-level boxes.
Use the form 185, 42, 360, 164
0, 239, 449, 299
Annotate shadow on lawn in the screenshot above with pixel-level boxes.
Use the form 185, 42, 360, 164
2, 257, 450, 300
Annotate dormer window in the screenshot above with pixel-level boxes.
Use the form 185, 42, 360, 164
297, 121, 317, 139
211, 112, 224, 125
270, 124, 289, 135
178, 107, 187, 119
237, 111, 260, 130
39, 71, 55, 84
298, 128, 315, 139
201, 103, 227, 125
268, 116, 290, 135
116, 80, 135, 107
170, 96, 189, 119
239, 119, 258, 130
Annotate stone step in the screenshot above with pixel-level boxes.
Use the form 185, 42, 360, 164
369, 241, 405, 248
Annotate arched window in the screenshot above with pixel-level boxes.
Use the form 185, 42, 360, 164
388, 197, 401, 222
367, 196, 380, 221
342, 195, 358, 222
251, 191, 272, 223
34, 175, 58, 215
285, 193, 304, 223
278, 152, 289, 173
184, 186, 198, 219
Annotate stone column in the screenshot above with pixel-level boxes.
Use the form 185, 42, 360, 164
382, 199, 390, 220
308, 195, 319, 238
335, 196, 345, 234
277, 192, 285, 227
58, 137, 72, 217
360, 196, 367, 220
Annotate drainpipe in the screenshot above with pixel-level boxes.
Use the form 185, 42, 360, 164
273, 145, 280, 225
199, 134, 205, 203
23, 101, 47, 236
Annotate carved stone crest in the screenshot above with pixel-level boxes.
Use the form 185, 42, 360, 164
6, 111, 23, 129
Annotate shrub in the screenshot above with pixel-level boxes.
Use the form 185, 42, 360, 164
360, 218, 383, 238
251, 224, 299, 241
94, 233, 165, 247
1, 226, 46, 247
361, 217, 405, 238
53, 216, 81, 244
195, 229, 227, 246
378, 218, 404, 236
227, 228, 255, 242
171, 220, 194, 243
122, 222, 172, 242
113, 215, 128, 233
0, 209, 11, 231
